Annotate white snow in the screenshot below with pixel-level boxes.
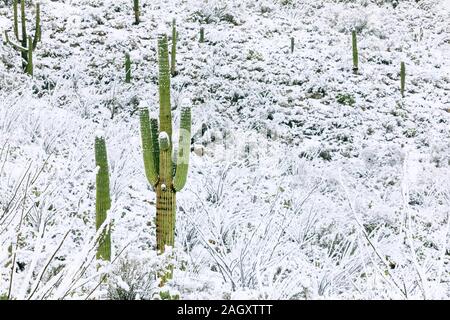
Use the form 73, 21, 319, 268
156, 23, 169, 36
95, 130, 105, 139
158, 131, 169, 141
0, 0, 449, 300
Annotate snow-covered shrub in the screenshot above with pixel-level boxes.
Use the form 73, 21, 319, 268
189, 0, 243, 25
107, 256, 158, 300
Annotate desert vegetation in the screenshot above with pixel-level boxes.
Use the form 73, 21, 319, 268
0, 0, 449, 300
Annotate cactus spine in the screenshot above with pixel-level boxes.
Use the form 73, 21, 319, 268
171, 18, 177, 77
95, 134, 111, 261
400, 61, 405, 98
139, 32, 191, 253
3, 0, 41, 76
352, 30, 358, 73
125, 52, 131, 83
133, 0, 140, 25
199, 27, 204, 43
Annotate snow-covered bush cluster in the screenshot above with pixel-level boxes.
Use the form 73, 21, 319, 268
0, 0, 449, 299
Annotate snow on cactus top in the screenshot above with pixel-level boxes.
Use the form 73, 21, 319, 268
156, 23, 168, 36
95, 129, 105, 139
158, 131, 169, 141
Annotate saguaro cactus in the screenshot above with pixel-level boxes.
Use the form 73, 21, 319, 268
133, 0, 140, 25
139, 32, 191, 253
125, 52, 131, 83
199, 27, 204, 43
400, 61, 405, 97
171, 18, 177, 77
352, 30, 358, 73
3, 0, 41, 76
95, 133, 111, 261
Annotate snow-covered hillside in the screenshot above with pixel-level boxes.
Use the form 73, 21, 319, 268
0, 0, 449, 299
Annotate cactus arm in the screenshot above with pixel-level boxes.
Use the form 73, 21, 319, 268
13, 0, 18, 39
172, 146, 177, 177
32, 3, 40, 50
139, 108, 159, 187
352, 30, 358, 73
19, 0, 28, 70
3, 30, 28, 52
158, 132, 172, 186
171, 18, 176, 76
173, 107, 191, 192
150, 117, 160, 174
20, 0, 27, 46
157, 33, 173, 139
26, 36, 33, 76
159, 132, 170, 151
94, 134, 111, 261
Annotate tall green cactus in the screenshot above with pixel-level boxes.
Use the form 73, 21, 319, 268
352, 30, 358, 73
400, 61, 405, 98
133, 0, 140, 25
125, 52, 131, 83
95, 133, 111, 261
171, 18, 177, 77
199, 27, 204, 43
3, 0, 41, 76
139, 32, 191, 253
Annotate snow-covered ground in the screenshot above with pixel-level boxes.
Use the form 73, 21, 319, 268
0, 0, 449, 299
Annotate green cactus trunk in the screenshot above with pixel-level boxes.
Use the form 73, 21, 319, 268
158, 35, 173, 140
13, 0, 18, 39
171, 18, 177, 77
26, 36, 33, 76
133, 0, 140, 25
95, 135, 111, 261
400, 61, 405, 98
352, 30, 358, 73
199, 27, 204, 43
157, 130, 174, 252
155, 188, 175, 253
139, 32, 191, 257
125, 52, 131, 83
20, 0, 27, 70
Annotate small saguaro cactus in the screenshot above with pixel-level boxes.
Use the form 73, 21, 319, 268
133, 0, 140, 25
199, 27, 204, 43
400, 61, 405, 97
3, 0, 41, 76
290, 36, 294, 54
352, 30, 358, 73
95, 133, 112, 261
125, 52, 131, 83
171, 18, 177, 77
139, 31, 191, 254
